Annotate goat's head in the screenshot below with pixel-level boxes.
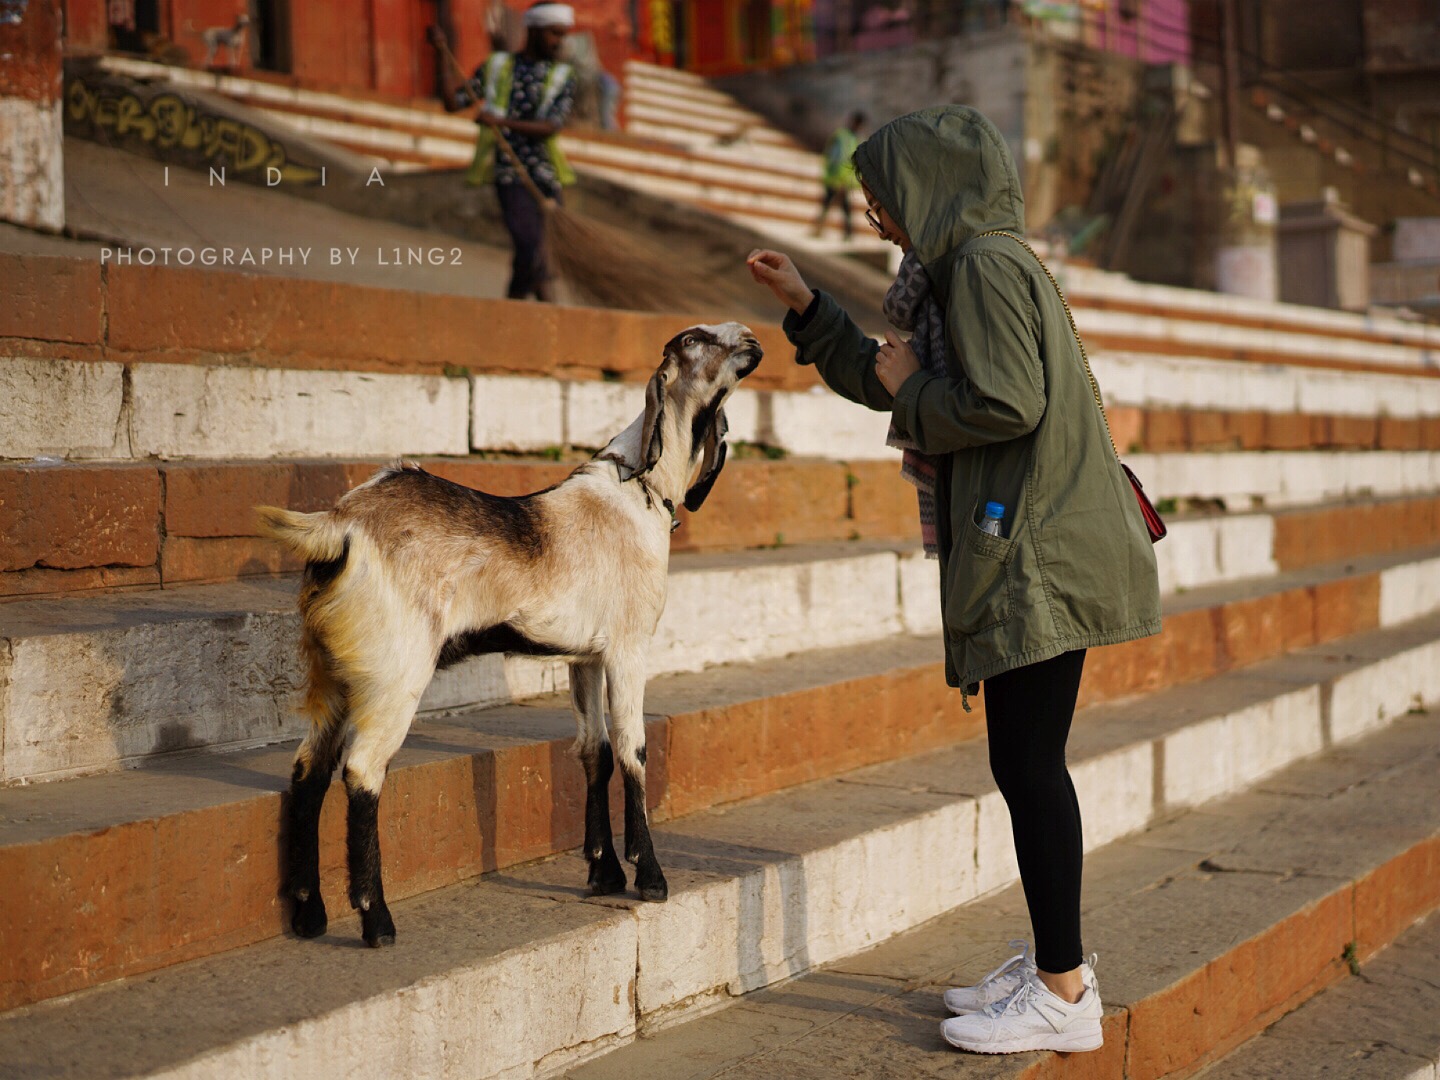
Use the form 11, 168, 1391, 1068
637, 322, 762, 511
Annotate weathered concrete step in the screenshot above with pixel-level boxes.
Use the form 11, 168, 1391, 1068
1061, 263, 1440, 352
1126, 449, 1440, 510
566, 709, 1440, 1080
1074, 305, 1435, 374
2, 636, 1436, 1078
7, 443, 1439, 598
8, 251, 1440, 468
0, 633, 962, 1011
4, 557, 1440, 1014
245, 101, 831, 213
1197, 912, 1440, 1079
12, 340, 1440, 466
6, 535, 1440, 784
0, 540, 935, 783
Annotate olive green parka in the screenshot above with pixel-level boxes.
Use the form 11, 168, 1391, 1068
783, 105, 1162, 692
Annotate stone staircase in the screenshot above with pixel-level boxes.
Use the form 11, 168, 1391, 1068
3, 249, 1440, 1076
93, 55, 883, 257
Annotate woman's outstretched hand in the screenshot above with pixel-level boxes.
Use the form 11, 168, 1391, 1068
875, 331, 921, 396
746, 249, 815, 314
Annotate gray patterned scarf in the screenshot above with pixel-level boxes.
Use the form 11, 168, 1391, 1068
884, 249, 948, 557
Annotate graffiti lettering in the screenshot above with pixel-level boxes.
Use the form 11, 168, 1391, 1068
64, 78, 323, 185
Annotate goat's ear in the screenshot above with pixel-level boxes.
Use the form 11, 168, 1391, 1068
684, 406, 728, 512
639, 357, 675, 474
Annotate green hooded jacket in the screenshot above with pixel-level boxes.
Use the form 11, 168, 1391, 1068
783, 105, 1162, 692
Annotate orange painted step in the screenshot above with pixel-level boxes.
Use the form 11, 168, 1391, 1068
0, 548, 1432, 1011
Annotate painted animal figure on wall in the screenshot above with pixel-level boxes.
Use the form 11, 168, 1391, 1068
257, 322, 762, 946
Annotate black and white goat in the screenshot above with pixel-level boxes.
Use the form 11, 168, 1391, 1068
200, 14, 249, 69
257, 323, 762, 946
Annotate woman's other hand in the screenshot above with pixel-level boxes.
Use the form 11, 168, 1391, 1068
746, 249, 815, 314
875, 331, 921, 395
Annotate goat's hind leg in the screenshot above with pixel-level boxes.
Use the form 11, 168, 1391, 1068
285, 636, 345, 939
571, 661, 625, 895
607, 657, 667, 902
342, 669, 428, 947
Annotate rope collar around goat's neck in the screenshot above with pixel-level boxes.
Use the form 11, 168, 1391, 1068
597, 453, 681, 533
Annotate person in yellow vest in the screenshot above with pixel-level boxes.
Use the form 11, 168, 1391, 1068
813, 111, 867, 241
437, 2, 578, 301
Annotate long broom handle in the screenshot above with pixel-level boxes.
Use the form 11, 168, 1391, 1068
433, 31, 557, 211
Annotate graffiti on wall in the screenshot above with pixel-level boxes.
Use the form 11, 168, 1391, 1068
64, 77, 323, 184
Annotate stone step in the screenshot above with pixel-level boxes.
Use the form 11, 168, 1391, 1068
6, 448, 1440, 599
241, 98, 836, 207
4, 526, 1438, 782
1064, 263, 1440, 352
0, 540, 932, 783
89, 54, 826, 245
1, 620, 1436, 1076
3, 548, 1440, 1009
1074, 306, 1435, 375
565, 708, 1440, 1080
1196, 911, 1440, 1079
10, 253, 1440, 427
7, 346, 1440, 466
69, 57, 1440, 362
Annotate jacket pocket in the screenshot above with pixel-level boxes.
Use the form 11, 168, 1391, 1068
945, 519, 1017, 636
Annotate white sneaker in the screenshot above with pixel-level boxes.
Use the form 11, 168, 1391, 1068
943, 940, 1036, 1014
944, 944, 1098, 1015
941, 968, 1104, 1054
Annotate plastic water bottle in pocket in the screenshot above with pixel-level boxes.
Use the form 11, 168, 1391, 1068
980, 502, 1005, 537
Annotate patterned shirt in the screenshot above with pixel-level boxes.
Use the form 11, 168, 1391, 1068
457, 54, 575, 198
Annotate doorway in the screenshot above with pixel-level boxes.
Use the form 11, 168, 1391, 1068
249, 0, 292, 72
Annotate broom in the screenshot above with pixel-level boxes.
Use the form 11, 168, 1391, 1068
435, 37, 712, 312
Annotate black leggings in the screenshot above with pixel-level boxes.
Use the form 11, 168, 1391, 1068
983, 649, 1086, 974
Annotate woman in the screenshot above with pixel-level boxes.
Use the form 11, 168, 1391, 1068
747, 105, 1161, 1055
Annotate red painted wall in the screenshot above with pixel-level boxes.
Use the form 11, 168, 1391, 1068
60, 0, 637, 100
289, 0, 371, 88
2, 0, 63, 101
61, 0, 109, 53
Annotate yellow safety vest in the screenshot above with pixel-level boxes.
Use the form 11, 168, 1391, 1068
465, 52, 577, 188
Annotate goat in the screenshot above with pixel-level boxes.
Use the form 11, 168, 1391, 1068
257, 322, 762, 946
201, 14, 249, 69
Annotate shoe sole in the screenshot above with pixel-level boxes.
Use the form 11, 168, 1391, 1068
942, 1028, 1104, 1054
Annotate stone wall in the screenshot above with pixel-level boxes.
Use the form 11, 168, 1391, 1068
0, 0, 64, 231
713, 26, 1029, 158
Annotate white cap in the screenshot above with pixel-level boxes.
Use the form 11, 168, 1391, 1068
524, 3, 575, 28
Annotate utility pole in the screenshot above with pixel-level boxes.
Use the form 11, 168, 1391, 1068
1220, 0, 1240, 168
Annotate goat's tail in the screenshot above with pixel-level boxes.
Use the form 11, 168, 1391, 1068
255, 506, 349, 563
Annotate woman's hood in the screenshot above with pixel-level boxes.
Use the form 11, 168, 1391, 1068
852, 106, 1025, 277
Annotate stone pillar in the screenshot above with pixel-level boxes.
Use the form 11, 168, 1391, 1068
0, 0, 64, 231
1278, 190, 1378, 312
1214, 145, 1278, 302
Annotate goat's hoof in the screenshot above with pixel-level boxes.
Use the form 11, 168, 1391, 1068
636, 874, 668, 903
588, 858, 627, 896
361, 904, 396, 948
290, 892, 329, 939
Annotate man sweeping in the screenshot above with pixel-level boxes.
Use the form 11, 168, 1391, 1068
434, 2, 577, 302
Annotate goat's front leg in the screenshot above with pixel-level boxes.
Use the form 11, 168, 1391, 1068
571, 660, 625, 896
606, 655, 667, 902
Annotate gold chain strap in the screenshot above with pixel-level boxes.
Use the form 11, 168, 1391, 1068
974, 230, 1121, 462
